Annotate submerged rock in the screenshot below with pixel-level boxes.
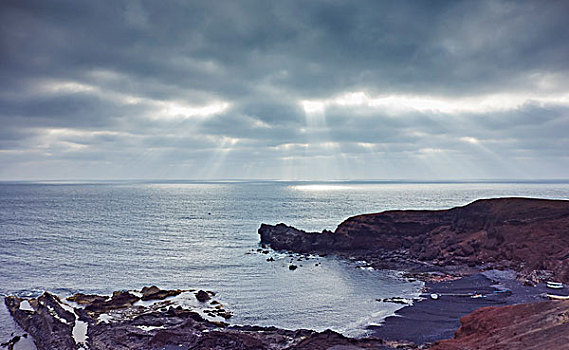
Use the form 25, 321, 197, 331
381, 297, 417, 305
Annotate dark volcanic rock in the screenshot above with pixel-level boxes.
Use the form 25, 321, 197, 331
259, 223, 349, 253
429, 300, 569, 350
141, 285, 182, 300
88, 308, 214, 350
286, 329, 387, 350
259, 198, 569, 282
195, 290, 211, 302
1, 335, 22, 350
5, 293, 77, 350
5, 287, 396, 350
66, 293, 108, 305
84, 290, 140, 313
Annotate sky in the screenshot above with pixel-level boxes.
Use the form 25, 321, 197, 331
1, 0, 568, 180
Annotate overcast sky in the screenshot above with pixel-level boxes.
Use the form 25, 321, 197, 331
1, 0, 568, 180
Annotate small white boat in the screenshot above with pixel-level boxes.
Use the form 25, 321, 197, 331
546, 294, 569, 300
546, 282, 564, 289
430, 293, 439, 300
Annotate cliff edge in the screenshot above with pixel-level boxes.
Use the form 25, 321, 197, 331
259, 197, 569, 282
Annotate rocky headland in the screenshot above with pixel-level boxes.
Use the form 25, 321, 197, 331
258, 197, 569, 349
259, 197, 569, 283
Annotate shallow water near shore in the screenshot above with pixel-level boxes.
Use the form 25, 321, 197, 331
2, 180, 569, 344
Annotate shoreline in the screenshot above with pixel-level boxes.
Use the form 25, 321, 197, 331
3, 269, 568, 349
4, 197, 569, 349
4, 269, 566, 349
371, 271, 564, 344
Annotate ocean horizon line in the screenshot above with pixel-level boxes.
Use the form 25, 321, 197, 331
1, 178, 569, 185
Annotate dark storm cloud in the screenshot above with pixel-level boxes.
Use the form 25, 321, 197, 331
1, 0, 568, 179
0, 93, 147, 128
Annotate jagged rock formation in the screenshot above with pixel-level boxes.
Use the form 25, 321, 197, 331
430, 300, 569, 350
5, 293, 76, 349
5, 287, 392, 350
259, 198, 569, 282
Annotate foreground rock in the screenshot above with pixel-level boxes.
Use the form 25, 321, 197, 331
259, 198, 569, 282
430, 300, 569, 350
5, 293, 76, 350
5, 286, 394, 350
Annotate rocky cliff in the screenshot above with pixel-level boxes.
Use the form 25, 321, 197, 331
259, 198, 569, 282
430, 300, 569, 350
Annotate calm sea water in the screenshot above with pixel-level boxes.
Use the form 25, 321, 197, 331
2, 181, 569, 344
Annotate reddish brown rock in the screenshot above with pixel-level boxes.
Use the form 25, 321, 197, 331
260, 198, 569, 282
429, 300, 569, 350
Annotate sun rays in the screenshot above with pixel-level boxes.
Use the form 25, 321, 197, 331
292, 88, 558, 180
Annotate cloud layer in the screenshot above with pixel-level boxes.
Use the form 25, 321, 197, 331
1, 0, 568, 180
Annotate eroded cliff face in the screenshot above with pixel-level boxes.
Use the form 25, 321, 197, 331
259, 198, 569, 282
429, 300, 569, 350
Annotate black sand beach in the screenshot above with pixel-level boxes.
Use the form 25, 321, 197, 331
371, 271, 566, 344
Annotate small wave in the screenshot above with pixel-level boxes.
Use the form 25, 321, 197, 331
13, 289, 45, 298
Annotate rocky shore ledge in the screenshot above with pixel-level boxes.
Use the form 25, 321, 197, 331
4, 287, 396, 350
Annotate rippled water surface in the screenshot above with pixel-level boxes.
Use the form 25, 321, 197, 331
1, 181, 569, 342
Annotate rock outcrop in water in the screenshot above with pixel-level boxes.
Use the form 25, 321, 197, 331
5, 287, 393, 350
259, 198, 569, 282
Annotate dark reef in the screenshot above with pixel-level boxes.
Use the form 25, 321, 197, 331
4, 287, 394, 350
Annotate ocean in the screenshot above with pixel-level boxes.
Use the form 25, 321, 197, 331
2, 180, 569, 346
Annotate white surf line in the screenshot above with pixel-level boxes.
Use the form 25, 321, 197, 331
46, 304, 71, 325
131, 291, 229, 324
97, 313, 112, 324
